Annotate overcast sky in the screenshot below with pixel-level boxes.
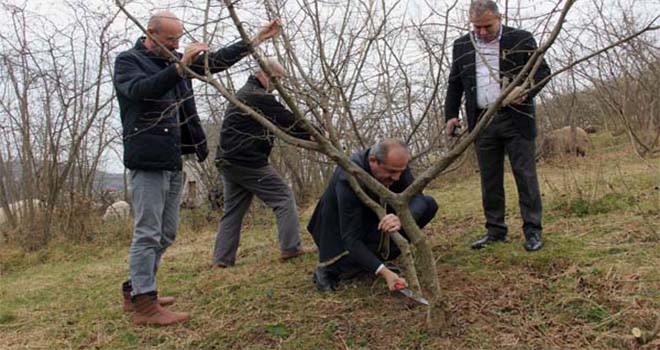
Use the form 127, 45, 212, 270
3, 0, 658, 174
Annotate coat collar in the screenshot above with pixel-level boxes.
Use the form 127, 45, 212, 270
459, 25, 519, 70
351, 148, 374, 177
246, 75, 267, 90
470, 23, 503, 44
133, 37, 180, 62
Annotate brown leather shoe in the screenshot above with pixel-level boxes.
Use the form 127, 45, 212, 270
280, 245, 317, 261
123, 290, 175, 312
131, 293, 190, 326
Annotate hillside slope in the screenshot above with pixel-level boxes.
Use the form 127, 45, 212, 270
1, 135, 658, 349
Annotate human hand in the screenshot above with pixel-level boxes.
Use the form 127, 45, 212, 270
446, 117, 462, 137
382, 269, 407, 291
251, 18, 282, 46
378, 214, 401, 233
503, 86, 527, 106
181, 42, 209, 66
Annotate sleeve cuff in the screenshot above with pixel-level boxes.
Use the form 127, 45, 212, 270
375, 264, 385, 275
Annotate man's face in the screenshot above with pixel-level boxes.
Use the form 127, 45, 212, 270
470, 10, 501, 43
267, 72, 285, 92
147, 18, 183, 56
369, 148, 409, 188
266, 66, 286, 92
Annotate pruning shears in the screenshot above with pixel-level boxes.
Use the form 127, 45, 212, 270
394, 282, 429, 305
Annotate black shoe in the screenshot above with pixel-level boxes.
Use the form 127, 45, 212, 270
470, 233, 507, 250
312, 266, 339, 292
524, 232, 543, 252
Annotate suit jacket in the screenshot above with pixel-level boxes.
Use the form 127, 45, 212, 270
444, 26, 551, 139
307, 149, 429, 272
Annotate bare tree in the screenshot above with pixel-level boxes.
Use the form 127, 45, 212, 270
113, 0, 660, 330
538, 0, 659, 157
0, 1, 122, 246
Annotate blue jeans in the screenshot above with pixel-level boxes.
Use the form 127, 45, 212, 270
128, 170, 183, 296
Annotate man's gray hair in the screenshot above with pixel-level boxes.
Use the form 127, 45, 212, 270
256, 58, 285, 76
369, 138, 409, 163
147, 10, 179, 32
469, 0, 500, 18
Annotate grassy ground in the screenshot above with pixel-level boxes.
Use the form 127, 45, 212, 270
0, 135, 658, 349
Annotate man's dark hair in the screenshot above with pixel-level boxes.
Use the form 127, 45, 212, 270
369, 138, 409, 164
469, 0, 500, 18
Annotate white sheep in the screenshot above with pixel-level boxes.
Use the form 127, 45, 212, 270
0, 199, 42, 226
102, 200, 131, 221
539, 126, 591, 159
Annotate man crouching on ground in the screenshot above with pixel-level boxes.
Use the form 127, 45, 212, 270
307, 139, 438, 292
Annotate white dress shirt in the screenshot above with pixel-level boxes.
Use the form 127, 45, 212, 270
473, 26, 503, 109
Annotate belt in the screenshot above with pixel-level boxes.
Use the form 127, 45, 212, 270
477, 108, 510, 121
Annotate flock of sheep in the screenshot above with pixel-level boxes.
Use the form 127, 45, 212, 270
0, 126, 593, 227
0, 199, 131, 227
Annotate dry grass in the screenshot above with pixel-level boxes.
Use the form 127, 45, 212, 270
0, 135, 658, 349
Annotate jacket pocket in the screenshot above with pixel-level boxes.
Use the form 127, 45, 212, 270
124, 126, 180, 169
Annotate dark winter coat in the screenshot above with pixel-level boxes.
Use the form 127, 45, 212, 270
215, 75, 311, 168
114, 38, 249, 170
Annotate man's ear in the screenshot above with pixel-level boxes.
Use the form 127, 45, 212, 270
257, 72, 270, 90
146, 28, 157, 39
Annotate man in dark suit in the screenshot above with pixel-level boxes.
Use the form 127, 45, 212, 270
307, 139, 438, 292
444, 0, 551, 252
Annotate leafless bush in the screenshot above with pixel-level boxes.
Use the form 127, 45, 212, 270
0, 0, 657, 330
0, 2, 123, 248
538, 0, 659, 157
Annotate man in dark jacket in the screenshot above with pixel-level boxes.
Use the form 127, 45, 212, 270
307, 139, 438, 292
212, 59, 315, 268
113, 10, 280, 326
445, 0, 551, 252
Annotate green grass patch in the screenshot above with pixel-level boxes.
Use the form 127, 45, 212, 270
264, 322, 291, 339
0, 311, 16, 325
551, 192, 638, 218
563, 299, 611, 323
1, 143, 659, 349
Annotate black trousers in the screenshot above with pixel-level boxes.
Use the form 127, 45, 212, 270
475, 113, 542, 239
330, 195, 438, 278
